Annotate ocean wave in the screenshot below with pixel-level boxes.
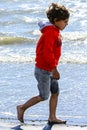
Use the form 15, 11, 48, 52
31, 31, 87, 43
62, 32, 87, 42
0, 36, 35, 44
1, 31, 85, 43
60, 57, 87, 64
0, 3, 44, 16
0, 55, 87, 64
0, 32, 87, 45
0, 56, 35, 63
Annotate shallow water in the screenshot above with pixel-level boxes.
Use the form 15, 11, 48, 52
0, 63, 87, 125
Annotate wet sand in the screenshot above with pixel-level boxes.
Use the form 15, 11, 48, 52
0, 120, 87, 130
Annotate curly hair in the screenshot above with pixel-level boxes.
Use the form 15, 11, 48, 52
46, 3, 70, 24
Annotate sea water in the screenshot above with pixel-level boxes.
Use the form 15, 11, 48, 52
0, 0, 87, 126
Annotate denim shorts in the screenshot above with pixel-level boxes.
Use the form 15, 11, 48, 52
34, 66, 59, 100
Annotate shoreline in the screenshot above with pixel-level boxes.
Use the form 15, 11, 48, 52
0, 120, 87, 130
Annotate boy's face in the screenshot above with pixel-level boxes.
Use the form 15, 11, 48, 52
54, 18, 69, 30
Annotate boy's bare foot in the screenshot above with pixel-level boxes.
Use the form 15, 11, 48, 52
48, 118, 66, 124
17, 105, 24, 123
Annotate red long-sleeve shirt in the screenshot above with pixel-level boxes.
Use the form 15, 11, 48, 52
35, 24, 62, 72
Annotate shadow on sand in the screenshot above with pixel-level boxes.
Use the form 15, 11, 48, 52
42, 123, 53, 130
11, 125, 23, 130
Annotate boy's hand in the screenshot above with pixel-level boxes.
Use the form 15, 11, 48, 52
52, 67, 60, 80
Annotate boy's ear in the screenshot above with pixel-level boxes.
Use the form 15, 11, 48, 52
54, 18, 58, 23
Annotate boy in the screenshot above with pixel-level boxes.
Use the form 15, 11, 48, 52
17, 3, 70, 124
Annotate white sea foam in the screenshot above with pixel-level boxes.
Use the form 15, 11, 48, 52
62, 32, 87, 42
0, 32, 87, 64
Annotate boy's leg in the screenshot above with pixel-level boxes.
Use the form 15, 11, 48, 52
49, 78, 59, 121
17, 95, 43, 123
48, 78, 66, 123
17, 67, 51, 123
48, 93, 58, 121
48, 93, 66, 123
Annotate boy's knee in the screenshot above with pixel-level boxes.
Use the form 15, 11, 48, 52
51, 93, 58, 98
50, 79, 59, 95
40, 95, 49, 101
